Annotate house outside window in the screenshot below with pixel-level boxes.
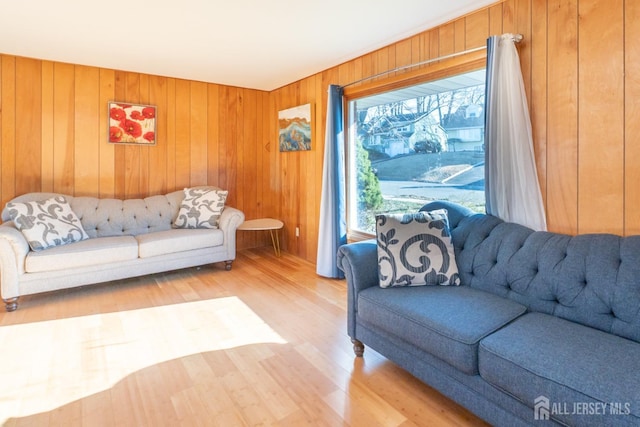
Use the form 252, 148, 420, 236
346, 68, 486, 237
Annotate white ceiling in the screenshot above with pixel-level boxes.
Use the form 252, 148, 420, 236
0, 0, 496, 91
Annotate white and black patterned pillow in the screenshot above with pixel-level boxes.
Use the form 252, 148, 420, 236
376, 210, 460, 288
173, 188, 228, 229
7, 196, 89, 251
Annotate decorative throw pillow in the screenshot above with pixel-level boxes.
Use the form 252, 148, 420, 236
376, 210, 460, 288
173, 187, 228, 229
6, 196, 89, 251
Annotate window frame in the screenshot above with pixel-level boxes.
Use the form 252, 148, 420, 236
343, 51, 486, 242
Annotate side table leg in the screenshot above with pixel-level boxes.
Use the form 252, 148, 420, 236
269, 229, 281, 257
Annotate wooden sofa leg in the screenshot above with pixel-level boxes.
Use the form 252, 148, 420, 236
3, 297, 18, 312
352, 339, 365, 357
225, 260, 233, 271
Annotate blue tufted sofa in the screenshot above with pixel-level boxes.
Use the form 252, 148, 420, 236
337, 201, 640, 427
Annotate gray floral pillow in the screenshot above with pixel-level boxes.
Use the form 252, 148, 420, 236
174, 188, 228, 229
376, 209, 460, 288
7, 196, 89, 251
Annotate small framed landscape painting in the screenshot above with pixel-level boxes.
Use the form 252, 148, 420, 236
278, 103, 312, 151
108, 102, 157, 145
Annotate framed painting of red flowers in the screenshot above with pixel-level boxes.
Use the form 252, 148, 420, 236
108, 102, 156, 145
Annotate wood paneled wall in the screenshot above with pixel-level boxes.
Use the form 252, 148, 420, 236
0, 58, 276, 250
1, 0, 638, 261
272, 0, 640, 262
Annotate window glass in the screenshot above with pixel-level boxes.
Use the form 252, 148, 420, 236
347, 69, 486, 235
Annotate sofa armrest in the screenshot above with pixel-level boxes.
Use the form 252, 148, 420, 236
337, 239, 379, 292
337, 239, 379, 339
218, 206, 245, 261
0, 222, 29, 301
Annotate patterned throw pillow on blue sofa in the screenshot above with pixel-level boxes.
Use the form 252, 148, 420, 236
376, 210, 460, 288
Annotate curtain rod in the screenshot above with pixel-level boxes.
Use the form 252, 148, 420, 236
341, 33, 523, 89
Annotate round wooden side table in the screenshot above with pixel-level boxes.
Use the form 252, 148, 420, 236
238, 218, 284, 256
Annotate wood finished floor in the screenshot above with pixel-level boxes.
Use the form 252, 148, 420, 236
0, 248, 490, 427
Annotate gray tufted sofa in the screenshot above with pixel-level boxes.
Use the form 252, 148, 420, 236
337, 201, 640, 427
0, 186, 244, 311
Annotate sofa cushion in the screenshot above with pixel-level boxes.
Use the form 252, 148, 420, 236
357, 285, 526, 374
479, 312, 640, 425
375, 210, 460, 287
173, 187, 228, 229
25, 236, 138, 273
136, 228, 223, 258
424, 199, 640, 346
7, 196, 89, 251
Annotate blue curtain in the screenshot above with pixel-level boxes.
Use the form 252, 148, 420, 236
484, 34, 547, 231
316, 85, 346, 278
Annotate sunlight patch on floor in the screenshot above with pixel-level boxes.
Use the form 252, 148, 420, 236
0, 297, 286, 423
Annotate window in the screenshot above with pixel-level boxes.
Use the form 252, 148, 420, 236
346, 69, 486, 236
